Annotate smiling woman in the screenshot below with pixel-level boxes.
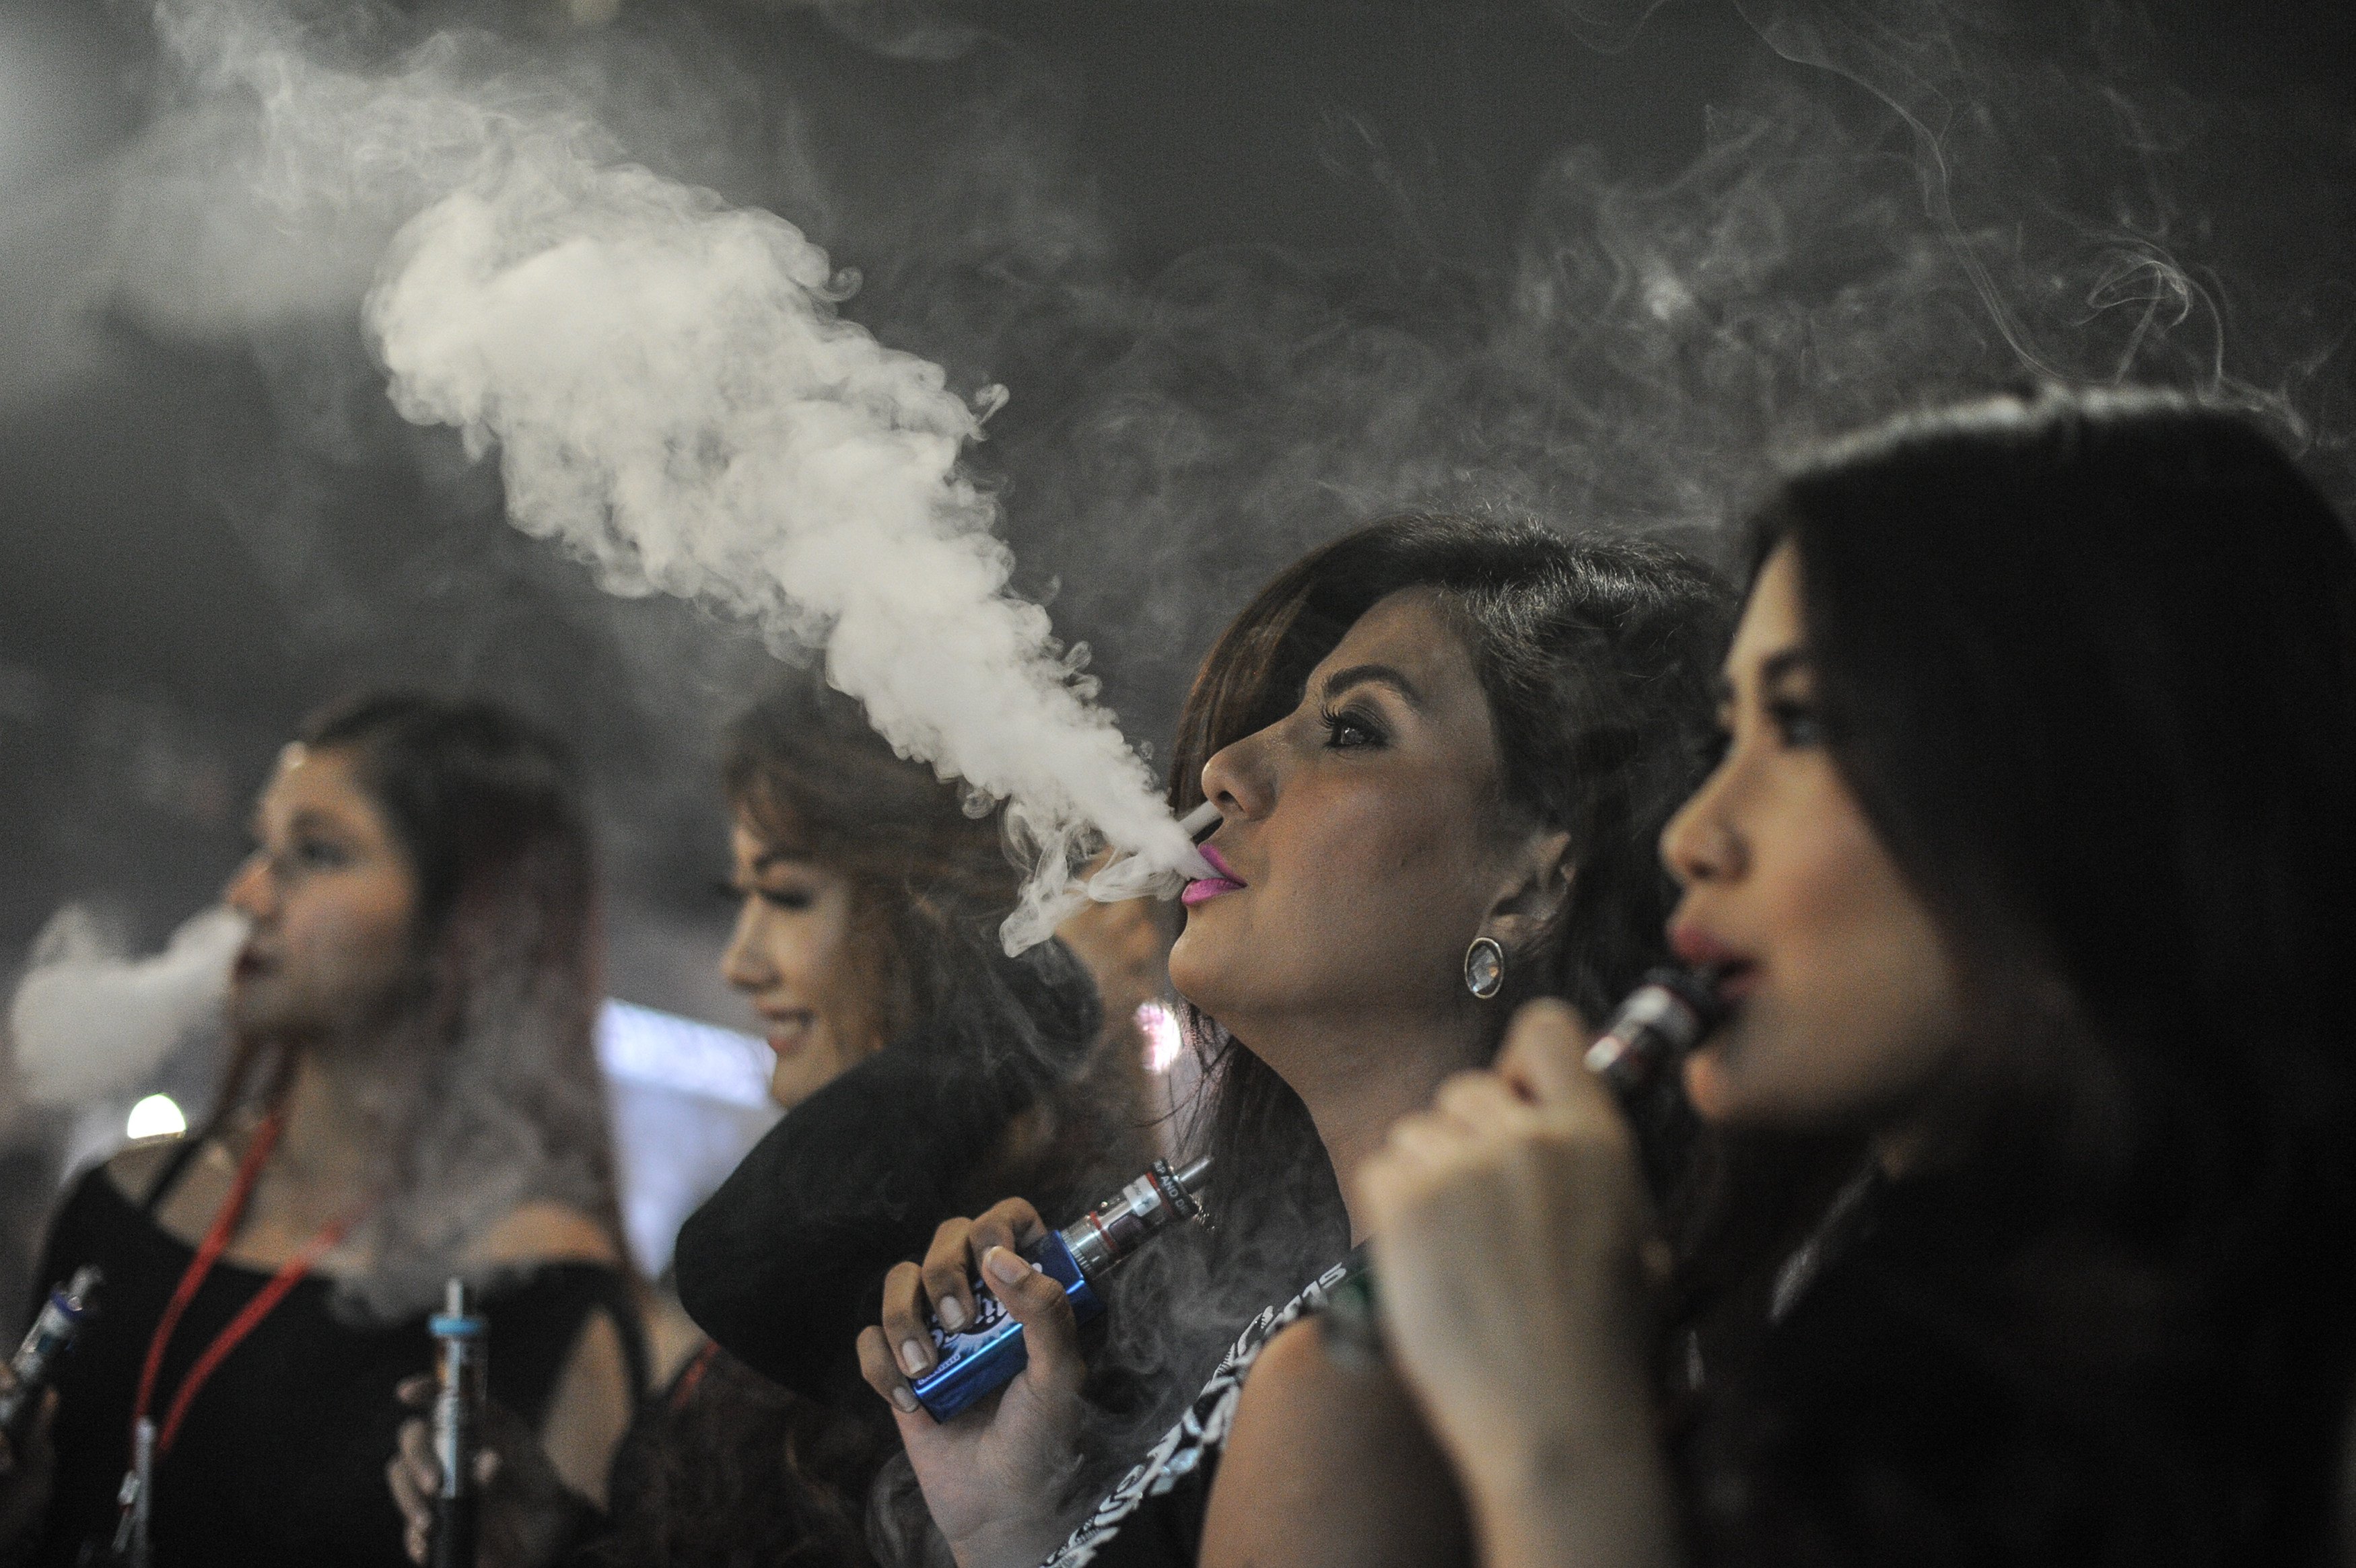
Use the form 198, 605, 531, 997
518, 674, 1155, 1568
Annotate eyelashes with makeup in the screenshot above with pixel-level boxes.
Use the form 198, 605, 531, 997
275, 837, 350, 876
1318, 703, 1387, 750
1766, 697, 1826, 748
1702, 696, 1825, 764
718, 879, 817, 912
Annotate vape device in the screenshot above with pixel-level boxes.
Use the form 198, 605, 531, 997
1321, 967, 1727, 1363
427, 1279, 486, 1568
911, 1156, 1211, 1421
1582, 966, 1726, 1096
0, 1265, 100, 1440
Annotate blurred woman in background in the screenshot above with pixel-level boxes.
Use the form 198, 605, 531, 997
1361, 389, 2356, 1567
391, 674, 1155, 1567
2, 692, 641, 1568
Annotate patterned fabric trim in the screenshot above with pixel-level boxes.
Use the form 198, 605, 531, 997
1041, 1253, 1361, 1568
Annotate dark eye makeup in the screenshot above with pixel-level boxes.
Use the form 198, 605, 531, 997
720, 878, 817, 912
1318, 703, 1387, 750
289, 836, 351, 871
1766, 697, 1826, 748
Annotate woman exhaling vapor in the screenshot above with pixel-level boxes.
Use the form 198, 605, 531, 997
3, 693, 641, 1568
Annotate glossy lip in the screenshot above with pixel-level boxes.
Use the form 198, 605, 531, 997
1182, 844, 1248, 907
1667, 921, 1760, 1004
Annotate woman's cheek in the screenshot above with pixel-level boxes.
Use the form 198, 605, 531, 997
1682, 1048, 1739, 1123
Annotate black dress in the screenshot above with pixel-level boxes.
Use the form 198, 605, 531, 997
673, 940, 1106, 1406
1040, 1250, 1368, 1568
1675, 1170, 2356, 1568
25, 1158, 646, 1568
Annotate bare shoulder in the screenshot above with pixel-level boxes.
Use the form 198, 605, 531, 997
469, 1201, 623, 1269
1202, 1316, 1473, 1568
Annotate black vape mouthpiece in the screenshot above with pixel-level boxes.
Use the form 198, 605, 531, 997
1582, 966, 1725, 1098
427, 1278, 486, 1568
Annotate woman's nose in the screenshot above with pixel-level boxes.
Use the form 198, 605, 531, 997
719, 900, 775, 992
1198, 727, 1276, 823
223, 852, 275, 921
1661, 766, 1743, 887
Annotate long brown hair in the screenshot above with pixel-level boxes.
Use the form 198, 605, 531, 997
209, 690, 626, 1320
721, 675, 1022, 1055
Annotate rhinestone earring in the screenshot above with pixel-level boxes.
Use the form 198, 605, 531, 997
1463, 936, 1505, 1000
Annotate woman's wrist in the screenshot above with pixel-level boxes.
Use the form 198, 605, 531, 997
1427, 1357, 1672, 1568
1455, 1408, 1678, 1568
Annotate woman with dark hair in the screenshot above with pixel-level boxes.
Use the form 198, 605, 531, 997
855, 513, 1733, 1568
0, 692, 643, 1568
387, 673, 1148, 1568
1360, 388, 2356, 1567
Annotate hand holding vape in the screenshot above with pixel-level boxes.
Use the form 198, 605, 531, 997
0, 1266, 100, 1444
912, 1157, 1211, 1421
1324, 968, 1725, 1362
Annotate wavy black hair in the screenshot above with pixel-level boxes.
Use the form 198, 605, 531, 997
1676, 388, 2356, 1565
1163, 511, 1733, 1260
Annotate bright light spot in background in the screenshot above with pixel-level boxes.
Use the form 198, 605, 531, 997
597, 998, 774, 1108
1138, 1000, 1185, 1073
126, 1094, 186, 1140
596, 999, 779, 1277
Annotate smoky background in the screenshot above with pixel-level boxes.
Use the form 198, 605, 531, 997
0, 0, 2349, 1529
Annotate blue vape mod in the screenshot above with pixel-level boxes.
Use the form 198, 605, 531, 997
911, 1156, 1210, 1421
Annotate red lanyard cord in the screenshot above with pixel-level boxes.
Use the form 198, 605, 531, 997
131, 1109, 363, 1462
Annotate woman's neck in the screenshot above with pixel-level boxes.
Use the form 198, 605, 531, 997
255, 1047, 390, 1212
1251, 1007, 1490, 1247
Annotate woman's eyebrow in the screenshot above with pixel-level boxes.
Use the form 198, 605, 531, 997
1319, 662, 1424, 709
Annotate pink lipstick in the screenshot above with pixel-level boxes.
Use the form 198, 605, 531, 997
1181, 845, 1247, 907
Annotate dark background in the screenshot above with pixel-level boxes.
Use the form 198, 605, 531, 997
1, 0, 2350, 1302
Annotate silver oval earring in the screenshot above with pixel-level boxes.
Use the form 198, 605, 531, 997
1463, 936, 1505, 1000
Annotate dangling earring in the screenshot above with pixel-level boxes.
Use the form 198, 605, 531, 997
1463, 936, 1505, 1000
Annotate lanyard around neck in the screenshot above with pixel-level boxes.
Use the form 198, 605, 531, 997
130, 1108, 365, 1462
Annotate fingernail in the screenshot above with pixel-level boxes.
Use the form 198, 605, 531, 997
890, 1386, 920, 1414
938, 1297, 967, 1331
983, 1246, 1028, 1287
899, 1339, 929, 1376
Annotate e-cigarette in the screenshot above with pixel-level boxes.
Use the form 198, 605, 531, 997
1322, 967, 1726, 1361
1581, 966, 1726, 1098
0, 1265, 100, 1441
427, 1279, 486, 1568
911, 1157, 1211, 1421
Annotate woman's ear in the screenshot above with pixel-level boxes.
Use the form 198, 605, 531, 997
1478, 829, 1574, 955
